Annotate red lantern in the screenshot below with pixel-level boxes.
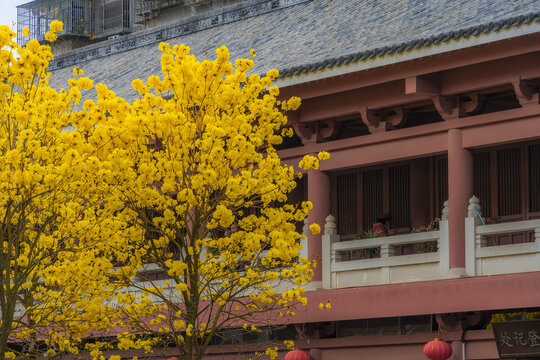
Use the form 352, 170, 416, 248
423, 338, 453, 360
285, 349, 313, 360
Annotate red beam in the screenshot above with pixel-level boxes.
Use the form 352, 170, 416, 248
294, 272, 540, 323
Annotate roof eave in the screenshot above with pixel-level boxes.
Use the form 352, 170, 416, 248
275, 21, 540, 89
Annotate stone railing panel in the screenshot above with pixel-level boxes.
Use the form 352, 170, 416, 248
322, 215, 447, 289
467, 215, 540, 276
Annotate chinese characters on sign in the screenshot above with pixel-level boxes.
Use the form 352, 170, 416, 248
493, 320, 540, 358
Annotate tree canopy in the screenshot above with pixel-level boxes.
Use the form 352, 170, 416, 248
0, 22, 134, 360
0, 22, 328, 360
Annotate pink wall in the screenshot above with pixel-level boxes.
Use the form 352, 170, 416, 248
123, 330, 499, 360
292, 272, 540, 324
281, 108, 540, 171
307, 170, 330, 281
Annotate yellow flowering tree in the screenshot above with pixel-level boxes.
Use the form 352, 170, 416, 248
0, 22, 132, 359
1, 18, 328, 359
105, 43, 328, 360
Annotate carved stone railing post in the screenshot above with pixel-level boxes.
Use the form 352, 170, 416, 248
441, 200, 449, 221
468, 195, 486, 246
322, 214, 339, 289
380, 244, 395, 258
467, 195, 482, 223
380, 242, 395, 284
299, 218, 309, 260
465, 195, 483, 276
438, 200, 450, 276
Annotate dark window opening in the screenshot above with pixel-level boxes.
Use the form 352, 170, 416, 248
336, 173, 357, 235
474, 152, 492, 218
211, 325, 298, 345
362, 169, 384, 233
332, 157, 447, 246
497, 147, 522, 216
333, 163, 413, 237
337, 315, 435, 338
389, 165, 410, 229
333, 117, 370, 140
473, 141, 540, 245
433, 157, 448, 218
529, 144, 540, 213
391, 106, 443, 130
477, 89, 520, 114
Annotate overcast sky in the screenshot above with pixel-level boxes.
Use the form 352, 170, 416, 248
1, 0, 29, 31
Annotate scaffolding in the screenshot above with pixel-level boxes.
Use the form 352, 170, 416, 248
134, 0, 183, 24
16, 0, 244, 47
17, 0, 134, 46
134, 0, 159, 15
17, 0, 92, 45
133, 0, 238, 25
94, 0, 134, 38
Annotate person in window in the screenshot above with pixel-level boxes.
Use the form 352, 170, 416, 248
372, 213, 392, 237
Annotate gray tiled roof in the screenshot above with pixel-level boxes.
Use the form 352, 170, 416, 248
49, 0, 540, 102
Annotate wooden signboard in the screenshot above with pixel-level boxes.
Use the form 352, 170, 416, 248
492, 320, 540, 358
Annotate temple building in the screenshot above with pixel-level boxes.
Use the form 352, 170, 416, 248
18, 0, 540, 358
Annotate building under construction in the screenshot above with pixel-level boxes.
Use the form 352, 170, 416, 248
17, 0, 244, 52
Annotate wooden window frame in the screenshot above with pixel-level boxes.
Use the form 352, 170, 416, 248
331, 160, 412, 239
473, 140, 540, 223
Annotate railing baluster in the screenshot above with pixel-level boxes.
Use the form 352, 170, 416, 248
380, 243, 395, 257
322, 215, 339, 289
465, 195, 483, 276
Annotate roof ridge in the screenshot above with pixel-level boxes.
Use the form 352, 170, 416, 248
279, 11, 540, 78
49, 0, 311, 71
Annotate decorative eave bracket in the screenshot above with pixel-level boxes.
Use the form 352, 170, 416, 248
320, 119, 341, 139
290, 116, 342, 144
359, 105, 409, 133
432, 92, 483, 120
386, 106, 409, 128
291, 121, 317, 144
359, 106, 384, 133
512, 78, 539, 107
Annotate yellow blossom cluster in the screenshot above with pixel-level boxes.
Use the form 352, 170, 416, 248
0, 22, 139, 358
0, 21, 330, 360
44, 20, 63, 42
299, 151, 331, 171
319, 299, 332, 310
101, 42, 329, 359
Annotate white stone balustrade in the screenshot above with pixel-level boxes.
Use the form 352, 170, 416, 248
322, 215, 339, 289
465, 194, 540, 276
321, 196, 540, 289
322, 215, 449, 289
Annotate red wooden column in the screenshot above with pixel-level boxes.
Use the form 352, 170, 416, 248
447, 129, 473, 271
307, 169, 330, 282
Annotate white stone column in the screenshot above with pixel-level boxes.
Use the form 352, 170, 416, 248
322, 215, 339, 289
465, 195, 483, 276
438, 200, 450, 276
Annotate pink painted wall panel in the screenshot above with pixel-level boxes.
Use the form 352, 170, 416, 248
289, 273, 540, 324
463, 114, 540, 149
321, 344, 423, 360
466, 339, 499, 360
